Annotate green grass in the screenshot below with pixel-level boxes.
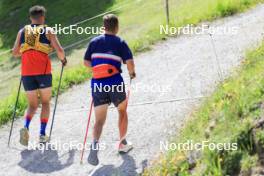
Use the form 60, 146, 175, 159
0, 0, 116, 48
0, 0, 264, 125
1, 0, 262, 55
143, 42, 264, 175
119, 0, 264, 53
0, 90, 27, 126
52, 65, 92, 95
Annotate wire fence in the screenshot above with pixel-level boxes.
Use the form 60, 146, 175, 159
0, 0, 166, 57
0, 0, 243, 100
0, 0, 167, 99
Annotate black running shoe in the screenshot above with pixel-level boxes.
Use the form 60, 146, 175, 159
88, 141, 99, 166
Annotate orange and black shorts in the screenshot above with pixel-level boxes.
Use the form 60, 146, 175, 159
22, 74, 52, 91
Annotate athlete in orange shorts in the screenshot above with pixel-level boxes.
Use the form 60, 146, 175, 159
12, 5, 67, 145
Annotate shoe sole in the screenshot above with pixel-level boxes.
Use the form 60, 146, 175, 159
88, 149, 99, 166
19, 128, 29, 146
88, 155, 99, 166
39, 141, 49, 144
118, 146, 133, 154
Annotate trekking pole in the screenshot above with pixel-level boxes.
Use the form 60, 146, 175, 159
49, 64, 64, 140
8, 78, 22, 147
80, 99, 94, 164
207, 26, 223, 81
126, 78, 132, 108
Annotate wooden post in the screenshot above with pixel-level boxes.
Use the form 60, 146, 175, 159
165, 0, 170, 25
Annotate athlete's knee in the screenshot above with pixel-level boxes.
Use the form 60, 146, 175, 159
28, 103, 38, 111
95, 118, 105, 127
118, 108, 127, 117
118, 100, 127, 112
118, 109, 127, 121
41, 101, 50, 108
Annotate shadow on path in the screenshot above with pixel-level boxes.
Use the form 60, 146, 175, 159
92, 154, 141, 176
18, 146, 75, 174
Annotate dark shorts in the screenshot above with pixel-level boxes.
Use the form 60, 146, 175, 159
92, 83, 126, 107
22, 74, 52, 91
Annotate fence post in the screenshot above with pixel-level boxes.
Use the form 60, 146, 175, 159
165, 0, 170, 25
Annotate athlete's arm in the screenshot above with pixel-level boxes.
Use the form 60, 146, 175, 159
84, 60, 91, 68
48, 31, 65, 62
12, 30, 22, 58
126, 59, 136, 79
83, 41, 93, 69
121, 40, 136, 79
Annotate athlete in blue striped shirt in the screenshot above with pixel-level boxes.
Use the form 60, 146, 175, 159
84, 14, 136, 166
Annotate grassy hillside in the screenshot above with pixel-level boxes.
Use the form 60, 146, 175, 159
0, 0, 115, 49
1, 0, 262, 54
143, 43, 264, 175
0, 0, 264, 125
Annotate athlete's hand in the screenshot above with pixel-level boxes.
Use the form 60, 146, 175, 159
61, 57, 67, 66
129, 72, 136, 79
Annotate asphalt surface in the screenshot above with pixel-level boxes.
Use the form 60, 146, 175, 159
1, 4, 264, 176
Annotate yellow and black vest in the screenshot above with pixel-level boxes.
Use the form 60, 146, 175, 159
20, 24, 53, 54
